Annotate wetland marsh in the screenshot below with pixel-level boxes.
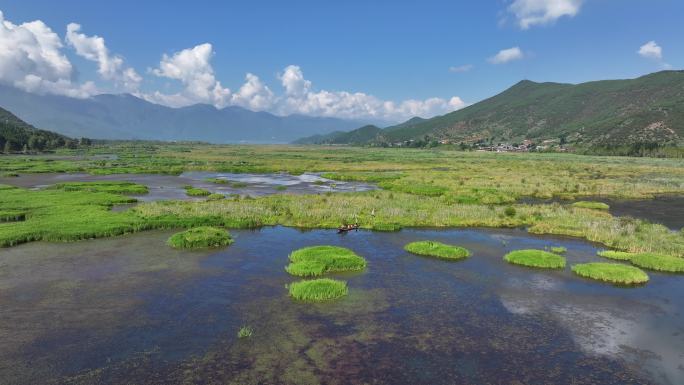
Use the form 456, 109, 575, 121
1, 144, 683, 384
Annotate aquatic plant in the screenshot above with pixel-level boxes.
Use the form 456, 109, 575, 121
206, 193, 225, 201
503, 249, 566, 269
288, 278, 348, 301
50, 181, 149, 195
572, 201, 609, 210
571, 262, 649, 285
184, 185, 212, 196
286, 245, 366, 277
630, 253, 684, 273
404, 241, 470, 260
166, 226, 233, 249
550, 246, 567, 254
206, 177, 229, 184
231, 182, 248, 188
275, 185, 287, 191
597, 250, 635, 261
237, 326, 253, 338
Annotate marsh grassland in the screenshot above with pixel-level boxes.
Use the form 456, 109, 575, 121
1, 144, 684, 384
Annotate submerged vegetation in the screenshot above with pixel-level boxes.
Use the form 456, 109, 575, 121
572, 201, 610, 210
166, 226, 233, 249
550, 246, 567, 254
286, 246, 366, 277
404, 241, 470, 260
288, 278, 349, 301
237, 326, 254, 339
504, 249, 566, 269
571, 263, 649, 285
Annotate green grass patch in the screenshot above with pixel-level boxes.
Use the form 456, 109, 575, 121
504, 249, 566, 269
231, 182, 248, 188
286, 245, 367, 277
571, 262, 649, 285
550, 246, 567, 254
50, 181, 149, 195
0, 210, 26, 222
404, 241, 470, 260
597, 250, 635, 261
166, 226, 233, 249
206, 177, 229, 184
237, 326, 253, 338
572, 201, 609, 210
288, 278, 348, 301
275, 185, 287, 191
630, 253, 684, 273
184, 185, 212, 196
206, 193, 225, 201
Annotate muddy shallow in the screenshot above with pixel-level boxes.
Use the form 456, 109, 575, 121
0, 172, 376, 201
0, 227, 682, 384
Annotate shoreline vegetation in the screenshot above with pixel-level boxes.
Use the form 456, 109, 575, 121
0, 145, 682, 261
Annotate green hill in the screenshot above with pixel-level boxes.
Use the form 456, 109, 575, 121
0, 106, 73, 153
305, 70, 684, 148
295, 125, 382, 145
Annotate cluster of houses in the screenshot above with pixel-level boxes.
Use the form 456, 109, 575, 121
476, 139, 535, 152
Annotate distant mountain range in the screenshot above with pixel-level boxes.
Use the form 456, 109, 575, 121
0, 85, 367, 143
296, 70, 684, 147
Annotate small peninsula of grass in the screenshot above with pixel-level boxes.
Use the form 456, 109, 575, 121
572, 201, 609, 210
286, 245, 366, 277
504, 249, 566, 269
50, 181, 149, 195
571, 263, 649, 285
166, 226, 233, 249
630, 253, 684, 273
184, 185, 212, 197
288, 278, 348, 301
404, 241, 470, 260
597, 250, 635, 261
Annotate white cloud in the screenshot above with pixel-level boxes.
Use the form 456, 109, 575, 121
65, 23, 141, 91
508, 0, 583, 29
276, 65, 465, 121
449, 64, 473, 73
637, 41, 662, 60
230, 73, 275, 111
0, 11, 95, 97
148, 43, 231, 107
488, 47, 524, 64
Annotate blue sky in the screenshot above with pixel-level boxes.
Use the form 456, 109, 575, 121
0, 0, 681, 122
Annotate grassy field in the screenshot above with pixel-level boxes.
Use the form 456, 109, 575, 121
571, 263, 649, 285
286, 246, 367, 277
0, 144, 683, 260
166, 226, 233, 249
288, 278, 349, 301
504, 249, 567, 269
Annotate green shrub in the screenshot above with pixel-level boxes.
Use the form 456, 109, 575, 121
571, 262, 649, 285
572, 201, 609, 210
286, 245, 366, 277
504, 206, 517, 217
597, 250, 635, 261
288, 278, 348, 301
630, 253, 684, 273
504, 249, 566, 269
404, 241, 470, 260
166, 226, 233, 249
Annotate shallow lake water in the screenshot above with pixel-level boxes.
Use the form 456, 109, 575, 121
0, 227, 682, 384
0, 172, 375, 203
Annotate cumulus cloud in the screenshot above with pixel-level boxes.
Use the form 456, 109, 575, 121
637, 41, 662, 60
230, 73, 275, 111
65, 23, 141, 91
488, 47, 524, 64
508, 0, 583, 29
275, 65, 465, 121
0, 11, 95, 97
449, 64, 473, 73
147, 43, 231, 107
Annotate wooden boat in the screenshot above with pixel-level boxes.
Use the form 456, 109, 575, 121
337, 223, 360, 233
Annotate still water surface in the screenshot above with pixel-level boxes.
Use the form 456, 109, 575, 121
0, 227, 682, 384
